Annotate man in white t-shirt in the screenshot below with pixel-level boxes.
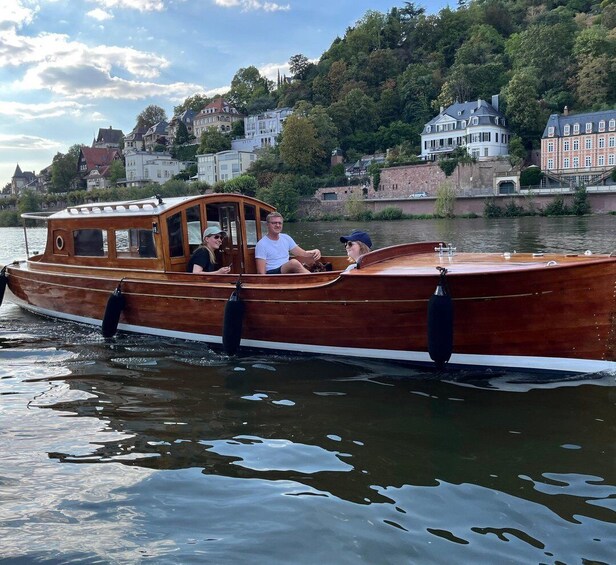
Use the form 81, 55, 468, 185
255, 212, 321, 274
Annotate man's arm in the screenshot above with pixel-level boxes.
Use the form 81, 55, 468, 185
256, 258, 267, 274
291, 245, 321, 262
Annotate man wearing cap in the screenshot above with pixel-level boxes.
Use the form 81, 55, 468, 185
255, 212, 321, 274
340, 230, 372, 272
187, 226, 231, 274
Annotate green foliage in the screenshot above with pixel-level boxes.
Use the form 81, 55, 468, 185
136, 105, 167, 130
220, 175, 258, 196
174, 94, 210, 116
438, 159, 458, 177
279, 115, 324, 175
345, 193, 372, 221
611, 168, 616, 182
572, 185, 591, 215
198, 129, 231, 154
543, 197, 571, 216
504, 200, 525, 217
434, 181, 456, 218
256, 175, 300, 221
0, 210, 19, 227
508, 135, 527, 167
483, 198, 503, 218
373, 206, 404, 220
108, 159, 125, 187
172, 144, 198, 162
520, 167, 544, 187
227, 66, 274, 113
51, 144, 83, 192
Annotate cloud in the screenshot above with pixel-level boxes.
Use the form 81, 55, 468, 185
258, 61, 291, 82
0, 100, 90, 120
213, 0, 290, 12
0, 133, 62, 151
0, 1, 36, 31
87, 8, 114, 21
87, 0, 165, 11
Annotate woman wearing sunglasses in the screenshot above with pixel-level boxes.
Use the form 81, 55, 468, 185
339, 230, 372, 272
187, 226, 232, 274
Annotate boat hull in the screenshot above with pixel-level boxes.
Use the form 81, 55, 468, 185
6, 254, 616, 374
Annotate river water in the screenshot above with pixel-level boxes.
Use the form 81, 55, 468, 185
1, 216, 615, 564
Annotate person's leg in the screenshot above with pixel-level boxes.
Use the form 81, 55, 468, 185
281, 259, 310, 274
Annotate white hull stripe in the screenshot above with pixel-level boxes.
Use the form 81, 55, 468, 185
9, 297, 616, 375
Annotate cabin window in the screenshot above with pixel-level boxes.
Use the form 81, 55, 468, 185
167, 213, 184, 257
260, 208, 269, 237
244, 204, 258, 246
73, 229, 107, 257
115, 229, 156, 258
186, 205, 202, 247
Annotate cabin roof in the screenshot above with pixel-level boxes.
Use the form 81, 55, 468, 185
45, 193, 272, 220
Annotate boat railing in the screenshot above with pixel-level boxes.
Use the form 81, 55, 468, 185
21, 212, 55, 221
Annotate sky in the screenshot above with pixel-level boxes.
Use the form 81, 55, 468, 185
0, 0, 451, 188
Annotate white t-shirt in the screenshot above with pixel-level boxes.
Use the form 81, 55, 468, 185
255, 233, 298, 271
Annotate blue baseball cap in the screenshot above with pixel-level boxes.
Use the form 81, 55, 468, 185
340, 230, 372, 248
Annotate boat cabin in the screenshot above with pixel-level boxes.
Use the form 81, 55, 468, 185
33, 194, 278, 274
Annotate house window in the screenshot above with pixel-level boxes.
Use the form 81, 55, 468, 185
610, 119, 616, 131
585, 156, 592, 167
599, 120, 605, 132
599, 137, 605, 148
573, 140, 579, 151
548, 126, 554, 137
564, 158, 570, 169
563, 124, 570, 136
609, 136, 615, 148
547, 158, 554, 169
472, 117, 478, 125
426, 126, 431, 133
563, 140, 570, 151
573, 123, 580, 134
585, 122, 592, 133
573, 157, 579, 168
547, 141, 554, 152
585, 138, 592, 149
609, 154, 615, 165
598, 155, 605, 166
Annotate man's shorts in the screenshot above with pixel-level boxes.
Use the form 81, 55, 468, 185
266, 266, 282, 274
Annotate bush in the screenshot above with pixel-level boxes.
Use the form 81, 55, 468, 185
484, 198, 503, 218
504, 200, 525, 217
438, 159, 457, 177
520, 167, 543, 187
572, 185, 591, 216
543, 196, 570, 216
0, 210, 19, 227
373, 206, 403, 220
434, 181, 456, 218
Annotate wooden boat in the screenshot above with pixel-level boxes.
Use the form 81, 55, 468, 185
2, 193, 615, 374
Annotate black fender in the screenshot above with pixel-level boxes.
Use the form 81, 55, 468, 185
427, 267, 454, 369
102, 282, 125, 338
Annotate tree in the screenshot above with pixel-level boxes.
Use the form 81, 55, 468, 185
198, 129, 231, 154
220, 175, 258, 196
501, 69, 547, 145
174, 94, 210, 115
173, 121, 190, 146
50, 144, 83, 192
279, 115, 323, 175
108, 159, 126, 187
289, 54, 313, 80
18, 190, 41, 215
227, 66, 273, 113
136, 105, 167, 130
256, 175, 300, 221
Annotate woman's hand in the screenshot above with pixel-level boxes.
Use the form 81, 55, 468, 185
216, 266, 231, 274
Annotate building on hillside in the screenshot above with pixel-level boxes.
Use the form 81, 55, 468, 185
11, 164, 37, 194
231, 107, 292, 152
93, 126, 124, 149
124, 126, 147, 153
194, 99, 243, 139
168, 109, 197, 143
541, 108, 616, 187
143, 121, 170, 152
77, 147, 122, 190
345, 154, 386, 179
124, 151, 185, 187
85, 166, 115, 191
196, 150, 257, 185
421, 96, 510, 161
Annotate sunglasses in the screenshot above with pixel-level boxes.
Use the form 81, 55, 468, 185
345, 241, 356, 248
209, 234, 223, 240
